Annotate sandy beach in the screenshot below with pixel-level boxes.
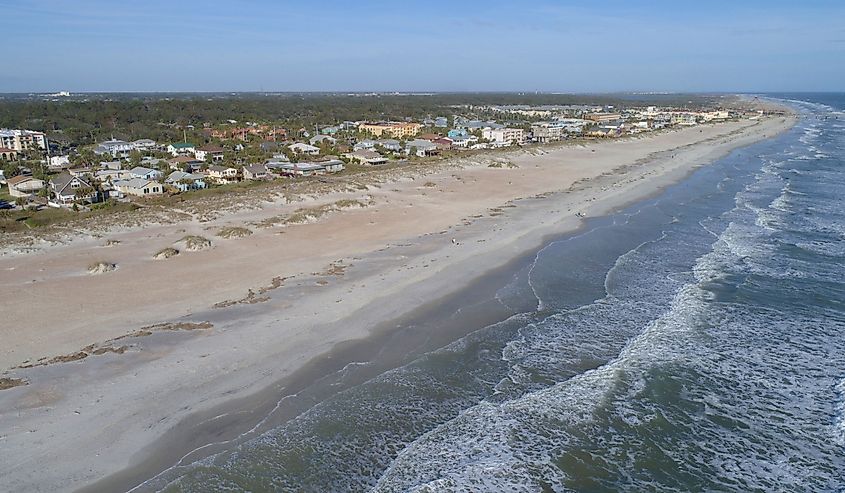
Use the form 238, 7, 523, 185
0, 112, 795, 492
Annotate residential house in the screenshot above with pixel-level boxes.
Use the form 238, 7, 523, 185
114, 178, 164, 197
141, 156, 166, 168
554, 118, 587, 134
195, 145, 225, 162
94, 139, 134, 158
449, 135, 475, 148
168, 156, 204, 172
6, 175, 44, 198
320, 159, 344, 173
309, 135, 337, 146
207, 165, 239, 184
344, 149, 387, 165
586, 127, 616, 138
405, 139, 439, 157
433, 138, 453, 151
129, 166, 164, 181
68, 167, 94, 178
447, 129, 468, 139
98, 160, 123, 170
165, 171, 206, 192
353, 139, 376, 151
275, 163, 326, 177
0, 147, 18, 161
434, 117, 448, 128
320, 126, 341, 135
288, 142, 321, 155
46, 156, 70, 170
95, 169, 132, 182
243, 164, 269, 180
131, 139, 157, 151
49, 172, 95, 204
167, 142, 196, 156
376, 139, 402, 152
462, 120, 504, 131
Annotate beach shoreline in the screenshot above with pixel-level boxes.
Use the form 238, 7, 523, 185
0, 109, 796, 492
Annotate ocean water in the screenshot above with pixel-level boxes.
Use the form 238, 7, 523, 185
152, 94, 845, 492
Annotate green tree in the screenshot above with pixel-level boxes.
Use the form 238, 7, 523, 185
129, 150, 142, 167
1, 160, 20, 179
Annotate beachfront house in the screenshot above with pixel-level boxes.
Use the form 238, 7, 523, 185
275, 163, 326, 177
404, 139, 439, 157
165, 171, 207, 192
288, 142, 321, 155
243, 164, 269, 180
207, 165, 239, 184
168, 142, 196, 156
344, 149, 387, 166
320, 159, 344, 173
49, 172, 96, 204
129, 166, 164, 181
7, 175, 45, 198
194, 145, 225, 162
433, 138, 453, 150
113, 178, 164, 197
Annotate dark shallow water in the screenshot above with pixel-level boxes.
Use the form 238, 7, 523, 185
146, 95, 845, 492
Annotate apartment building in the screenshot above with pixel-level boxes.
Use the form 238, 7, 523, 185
482, 127, 525, 146
0, 129, 48, 152
358, 122, 421, 138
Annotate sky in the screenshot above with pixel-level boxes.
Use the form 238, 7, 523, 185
1, 0, 843, 93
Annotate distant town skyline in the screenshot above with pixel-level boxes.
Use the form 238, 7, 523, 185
2, 0, 843, 93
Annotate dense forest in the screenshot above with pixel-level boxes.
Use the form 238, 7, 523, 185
0, 92, 720, 149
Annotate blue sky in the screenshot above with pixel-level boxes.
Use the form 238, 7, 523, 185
1, 0, 843, 93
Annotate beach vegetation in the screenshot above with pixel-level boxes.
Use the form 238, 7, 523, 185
217, 226, 253, 239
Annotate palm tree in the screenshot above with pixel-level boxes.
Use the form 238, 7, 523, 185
75, 186, 94, 203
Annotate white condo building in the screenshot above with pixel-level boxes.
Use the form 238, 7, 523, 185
0, 129, 48, 152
